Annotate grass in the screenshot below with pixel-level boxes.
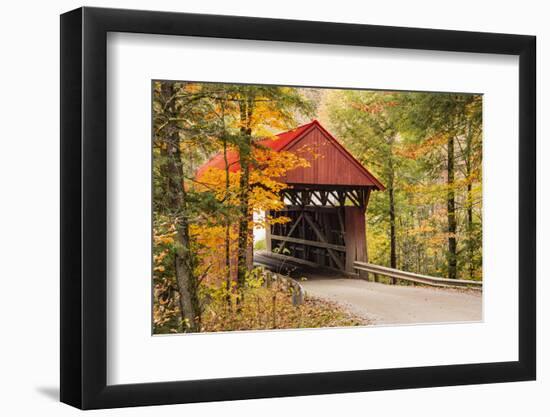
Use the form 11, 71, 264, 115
201, 287, 367, 333
254, 239, 266, 251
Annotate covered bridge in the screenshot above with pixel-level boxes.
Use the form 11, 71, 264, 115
198, 120, 384, 273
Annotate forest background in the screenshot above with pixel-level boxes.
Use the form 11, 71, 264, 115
152, 81, 482, 334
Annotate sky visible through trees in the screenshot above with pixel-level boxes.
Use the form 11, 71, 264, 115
152, 81, 482, 334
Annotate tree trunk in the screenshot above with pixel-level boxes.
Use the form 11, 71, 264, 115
236, 147, 251, 287
246, 212, 254, 270
157, 146, 171, 211
387, 138, 397, 284
219, 99, 234, 299
236, 169, 250, 286
467, 182, 474, 279
167, 137, 201, 332
223, 133, 232, 298
388, 185, 397, 284
162, 83, 201, 331
465, 122, 475, 280
236, 98, 253, 288
174, 222, 200, 332
447, 134, 458, 279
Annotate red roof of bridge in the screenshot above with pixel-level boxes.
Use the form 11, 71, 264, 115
196, 120, 384, 190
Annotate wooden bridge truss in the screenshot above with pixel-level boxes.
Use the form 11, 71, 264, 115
280, 187, 371, 209
266, 186, 371, 273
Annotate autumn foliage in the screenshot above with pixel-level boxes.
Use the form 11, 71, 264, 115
153, 81, 482, 334
152, 81, 358, 334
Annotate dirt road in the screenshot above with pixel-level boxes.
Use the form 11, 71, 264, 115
254, 251, 482, 325
299, 277, 482, 325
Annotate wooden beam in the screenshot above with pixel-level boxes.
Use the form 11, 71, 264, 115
285, 190, 299, 206
277, 206, 336, 213
319, 191, 326, 205
281, 188, 372, 208
336, 190, 346, 206
303, 213, 345, 270
260, 251, 321, 269
364, 188, 371, 207
310, 191, 323, 206
344, 206, 366, 272
328, 190, 343, 207
346, 190, 361, 207
275, 212, 304, 253
325, 196, 337, 207
271, 234, 346, 252
302, 190, 311, 206
337, 207, 345, 237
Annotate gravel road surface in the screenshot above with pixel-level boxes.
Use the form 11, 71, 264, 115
299, 277, 482, 325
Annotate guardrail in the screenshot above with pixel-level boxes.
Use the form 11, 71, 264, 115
353, 261, 482, 289
262, 269, 305, 305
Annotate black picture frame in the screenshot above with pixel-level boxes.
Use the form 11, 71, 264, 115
60, 6, 536, 410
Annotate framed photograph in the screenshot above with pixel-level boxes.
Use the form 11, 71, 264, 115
60, 6, 536, 409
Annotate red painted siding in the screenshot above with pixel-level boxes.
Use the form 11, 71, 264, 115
280, 125, 379, 188
344, 206, 367, 272
196, 120, 384, 190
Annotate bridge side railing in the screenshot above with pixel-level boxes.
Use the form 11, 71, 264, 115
353, 261, 482, 289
